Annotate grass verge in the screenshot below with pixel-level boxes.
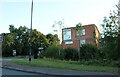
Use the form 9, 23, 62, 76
10, 58, 119, 74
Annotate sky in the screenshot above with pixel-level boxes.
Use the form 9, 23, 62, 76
0, 0, 119, 35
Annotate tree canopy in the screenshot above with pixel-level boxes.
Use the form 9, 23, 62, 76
2, 25, 60, 57
101, 10, 119, 60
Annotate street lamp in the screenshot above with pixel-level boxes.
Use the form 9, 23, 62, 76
29, 0, 33, 63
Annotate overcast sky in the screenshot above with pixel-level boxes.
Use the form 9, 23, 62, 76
0, 0, 118, 35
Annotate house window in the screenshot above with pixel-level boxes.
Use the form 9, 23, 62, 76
63, 29, 72, 40
76, 29, 85, 36
82, 29, 85, 35
80, 39, 85, 45
65, 41, 73, 44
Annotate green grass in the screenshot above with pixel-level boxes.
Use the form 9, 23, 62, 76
10, 58, 119, 74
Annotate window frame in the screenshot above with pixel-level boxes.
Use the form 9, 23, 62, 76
76, 29, 85, 36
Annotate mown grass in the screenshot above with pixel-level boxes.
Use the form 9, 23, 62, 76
10, 58, 119, 74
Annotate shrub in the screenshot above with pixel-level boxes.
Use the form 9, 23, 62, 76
64, 47, 78, 61
80, 44, 99, 60
43, 45, 63, 59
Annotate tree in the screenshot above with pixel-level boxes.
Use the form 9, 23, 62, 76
101, 11, 119, 60
74, 22, 83, 61
9, 25, 29, 55
2, 33, 15, 56
46, 33, 60, 46
3, 25, 60, 57
4, 25, 33, 56
32, 29, 49, 58
75, 23, 83, 31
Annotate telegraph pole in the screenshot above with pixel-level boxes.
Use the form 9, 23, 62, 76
29, 0, 33, 63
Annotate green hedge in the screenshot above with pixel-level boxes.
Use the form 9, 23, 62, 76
80, 44, 100, 60
43, 44, 119, 67
79, 59, 119, 67
44, 45, 78, 61
63, 47, 78, 61
43, 45, 63, 59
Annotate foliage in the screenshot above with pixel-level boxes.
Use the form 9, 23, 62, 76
80, 44, 100, 60
2, 33, 14, 56
75, 23, 84, 37
2, 25, 59, 57
101, 11, 118, 37
101, 11, 119, 60
31, 29, 49, 57
75, 23, 83, 31
43, 44, 63, 59
46, 33, 60, 46
63, 47, 78, 61
44, 46, 79, 61
74, 59, 119, 67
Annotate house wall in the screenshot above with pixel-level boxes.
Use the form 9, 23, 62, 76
62, 24, 100, 49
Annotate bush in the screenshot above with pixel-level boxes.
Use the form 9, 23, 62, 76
43, 45, 63, 59
80, 44, 99, 60
64, 47, 78, 61
2, 45, 13, 57
77, 59, 119, 67
44, 46, 79, 61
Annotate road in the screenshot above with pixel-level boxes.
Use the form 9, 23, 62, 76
1, 68, 60, 77
1, 68, 119, 77
2, 68, 38, 75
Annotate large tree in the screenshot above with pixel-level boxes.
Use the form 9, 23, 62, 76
3, 25, 50, 56
32, 29, 49, 57
8, 25, 29, 55
2, 33, 15, 56
101, 10, 119, 60
46, 33, 60, 46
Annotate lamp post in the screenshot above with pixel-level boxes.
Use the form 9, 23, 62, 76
29, 0, 33, 63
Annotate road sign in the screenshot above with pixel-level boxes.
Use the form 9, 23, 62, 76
38, 47, 44, 50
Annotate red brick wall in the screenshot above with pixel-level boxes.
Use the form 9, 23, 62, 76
62, 24, 100, 49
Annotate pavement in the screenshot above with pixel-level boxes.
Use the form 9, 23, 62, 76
1, 61, 119, 77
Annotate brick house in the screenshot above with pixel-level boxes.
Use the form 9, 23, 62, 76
62, 24, 100, 49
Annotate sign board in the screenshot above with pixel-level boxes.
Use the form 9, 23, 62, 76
38, 47, 44, 50
13, 50, 16, 56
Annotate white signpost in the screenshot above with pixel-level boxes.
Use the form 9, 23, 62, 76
38, 47, 44, 50
13, 50, 16, 56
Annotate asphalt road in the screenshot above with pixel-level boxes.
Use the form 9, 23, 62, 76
2, 68, 60, 77
2, 68, 38, 75
1, 68, 119, 77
